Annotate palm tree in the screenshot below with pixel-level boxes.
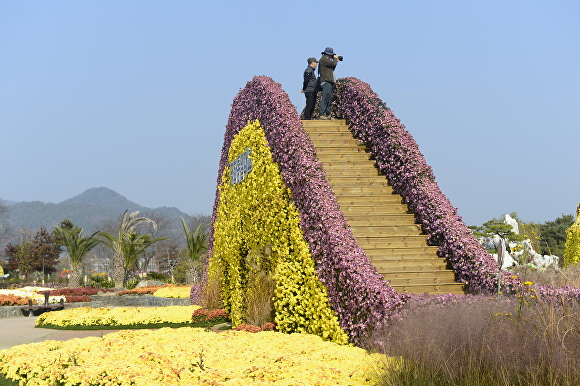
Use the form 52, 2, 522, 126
121, 232, 168, 273
99, 210, 162, 288
180, 217, 208, 284
53, 225, 101, 288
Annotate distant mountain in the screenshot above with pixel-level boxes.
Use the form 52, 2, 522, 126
61, 187, 148, 214
6, 187, 191, 233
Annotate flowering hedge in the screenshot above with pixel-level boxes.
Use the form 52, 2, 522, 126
0, 287, 65, 305
118, 286, 163, 296
206, 76, 407, 346
0, 294, 33, 306
49, 287, 114, 297
0, 328, 391, 385
192, 308, 229, 324
210, 120, 348, 344
153, 285, 191, 298
332, 77, 522, 293
35, 305, 201, 328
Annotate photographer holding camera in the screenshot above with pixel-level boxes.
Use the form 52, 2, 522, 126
318, 47, 342, 120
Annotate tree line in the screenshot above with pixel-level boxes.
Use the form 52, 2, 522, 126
0, 198, 210, 288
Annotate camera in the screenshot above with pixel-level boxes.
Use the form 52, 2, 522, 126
338, 56, 344, 61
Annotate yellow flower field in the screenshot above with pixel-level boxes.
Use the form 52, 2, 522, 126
35, 305, 201, 327
0, 328, 393, 385
153, 285, 191, 298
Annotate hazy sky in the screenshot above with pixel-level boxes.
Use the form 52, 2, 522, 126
1, 1, 578, 226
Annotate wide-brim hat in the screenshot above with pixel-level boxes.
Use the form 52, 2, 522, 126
321, 47, 335, 55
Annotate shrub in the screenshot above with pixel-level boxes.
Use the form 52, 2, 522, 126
125, 276, 140, 290
49, 287, 114, 297
233, 324, 263, 333
192, 308, 210, 323
146, 271, 170, 282
118, 285, 164, 296
260, 322, 276, 331
0, 294, 35, 306
88, 273, 115, 289
191, 308, 229, 324
207, 308, 229, 323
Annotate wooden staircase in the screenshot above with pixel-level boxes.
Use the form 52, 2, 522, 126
302, 119, 464, 295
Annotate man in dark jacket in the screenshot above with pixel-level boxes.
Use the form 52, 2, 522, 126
302, 57, 318, 120
318, 47, 339, 120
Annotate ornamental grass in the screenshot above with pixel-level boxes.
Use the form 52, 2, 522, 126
370, 293, 580, 386
35, 305, 201, 328
0, 328, 393, 386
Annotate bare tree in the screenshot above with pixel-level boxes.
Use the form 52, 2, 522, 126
135, 211, 177, 273
89, 216, 119, 277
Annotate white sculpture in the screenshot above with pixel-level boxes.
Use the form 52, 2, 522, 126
481, 214, 560, 271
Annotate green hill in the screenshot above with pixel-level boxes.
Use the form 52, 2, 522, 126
6, 187, 192, 233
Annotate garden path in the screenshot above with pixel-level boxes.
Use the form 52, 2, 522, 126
0, 316, 120, 350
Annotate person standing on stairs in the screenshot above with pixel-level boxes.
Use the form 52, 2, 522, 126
318, 47, 339, 120
301, 57, 318, 120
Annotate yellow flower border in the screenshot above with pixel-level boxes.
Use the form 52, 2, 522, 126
0, 328, 392, 385
210, 120, 349, 344
35, 305, 200, 327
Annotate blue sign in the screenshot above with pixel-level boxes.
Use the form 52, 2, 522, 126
230, 147, 253, 186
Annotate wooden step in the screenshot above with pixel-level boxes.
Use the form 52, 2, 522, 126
357, 235, 430, 248
331, 185, 396, 195
383, 270, 455, 279
326, 176, 390, 185
315, 154, 373, 163
346, 214, 418, 225
350, 224, 423, 236
341, 205, 410, 215
390, 283, 465, 295
301, 120, 464, 295
313, 145, 368, 154
387, 275, 457, 286
364, 246, 440, 259
308, 132, 359, 140
369, 256, 449, 271
337, 195, 403, 205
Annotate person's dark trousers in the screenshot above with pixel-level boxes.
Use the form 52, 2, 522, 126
319, 82, 334, 117
304, 92, 316, 119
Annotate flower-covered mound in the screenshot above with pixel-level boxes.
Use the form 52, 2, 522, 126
211, 119, 348, 344
0, 328, 392, 386
206, 75, 406, 346
35, 305, 201, 328
332, 77, 511, 293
